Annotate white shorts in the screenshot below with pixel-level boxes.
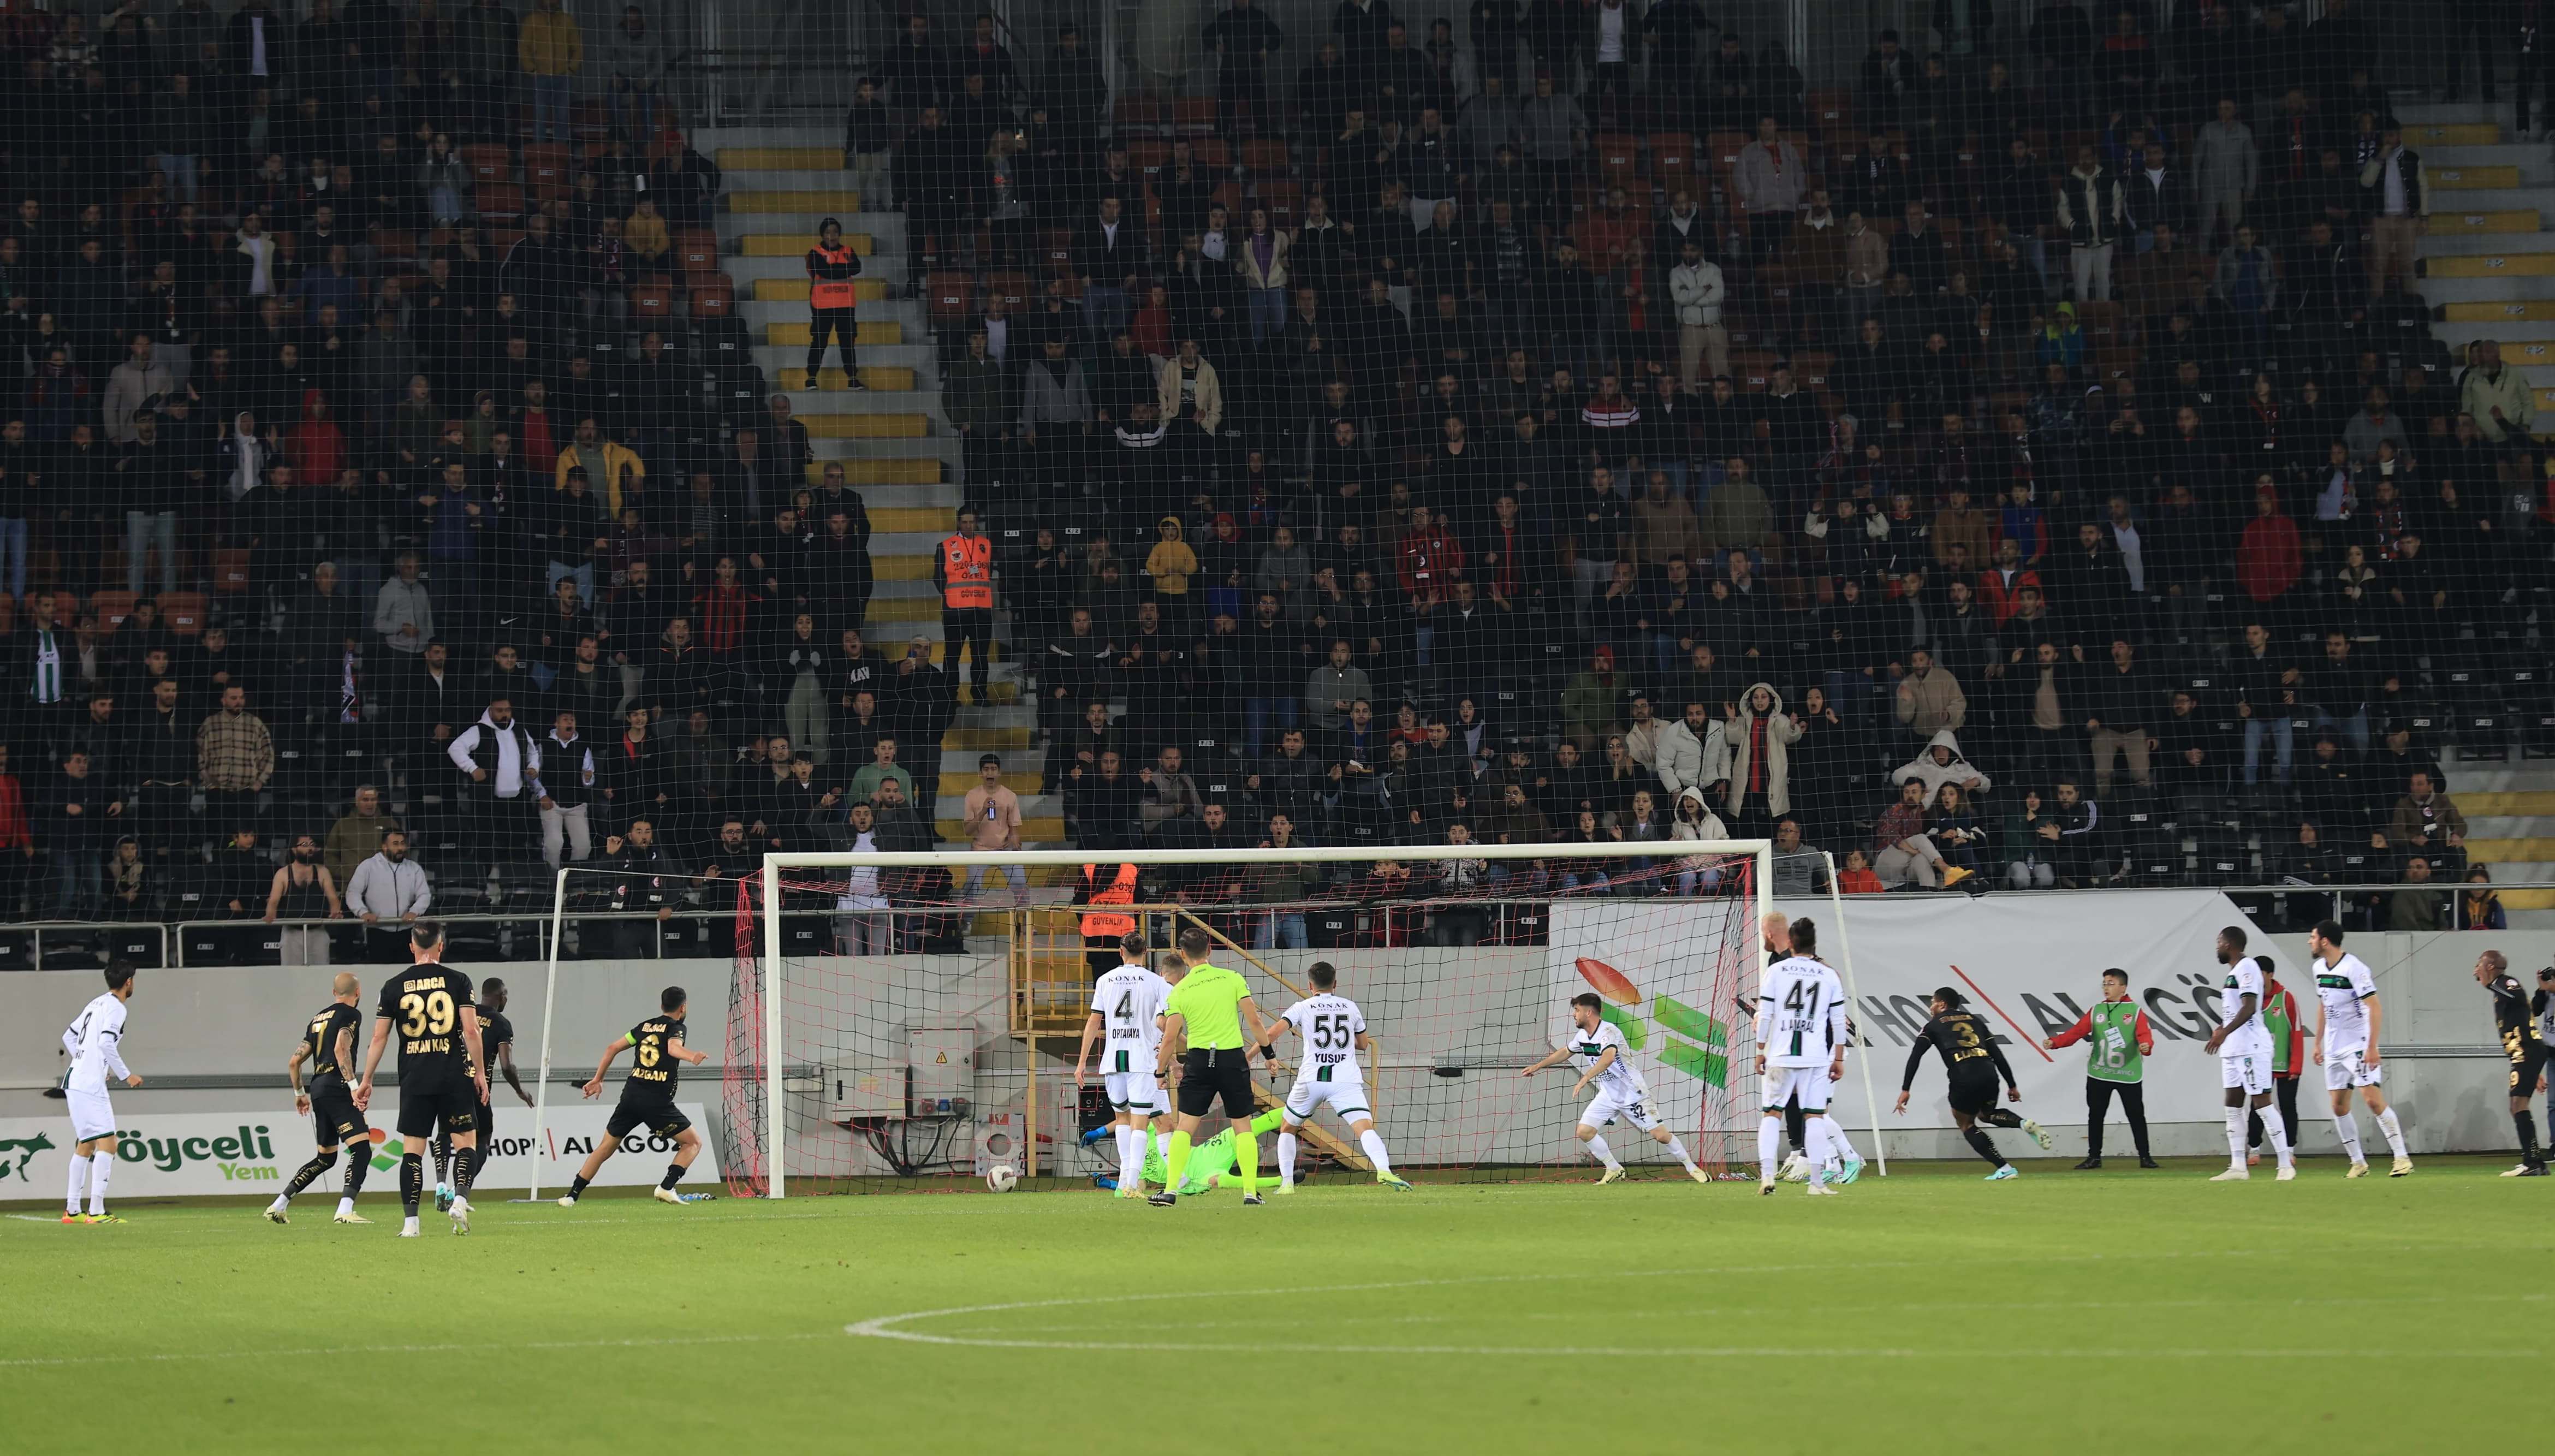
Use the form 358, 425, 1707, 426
1282, 1075, 1374, 1127
2220, 1050, 2272, 1096
1580, 1085, 1662, 1133
1760, 1063, 1834, 1113
67, 1089, 116, 1143
1103, 1063, 1163, 1116
2322, 1044, 2383, 1091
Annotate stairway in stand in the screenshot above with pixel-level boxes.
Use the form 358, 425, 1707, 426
702, 128, 1057, 860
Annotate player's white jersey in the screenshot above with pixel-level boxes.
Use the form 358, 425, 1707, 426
2218, 955, 2272, 1056
1279, 993, 1368, 1090
2312, 951, 2379, 1050
1755, 955, 1849, 1068
61, 993, 130, 1095
1089, 963, 1170, 1064
1566, 1018, 1646, 1098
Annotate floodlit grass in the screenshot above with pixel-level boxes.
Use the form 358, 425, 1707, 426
3, 1156, 2537, 1453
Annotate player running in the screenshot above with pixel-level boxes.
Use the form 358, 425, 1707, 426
2475, 950, 2550, 1176
1751, 918, 1856, 1196
2306, 920, 2410, 1177
1261, 961, 1411, 1191
1150, 928, 1275, 1207
1076, 931, 1171, 1199
435, 977, 531, 1212
355, 923, 486, 1235
1894, 986, 2049, 1179
269, 973, 375, 1225
59, 961, 142, 1224
1522, 992, 1709, 1184
2203, 926, 2294, 1181
559, 986, 710, 1206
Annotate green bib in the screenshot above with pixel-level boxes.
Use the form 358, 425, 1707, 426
2085, 1000, 2143, 1084
2263, 993, 2292, 1075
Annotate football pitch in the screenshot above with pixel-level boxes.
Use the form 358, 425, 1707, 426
3, 1157, 2535, 1453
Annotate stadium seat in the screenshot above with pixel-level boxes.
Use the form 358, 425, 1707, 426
1648, 132, 1697, 196
1241, 139, 1291, 175
689, 275, 736, 318
926, 271, 975, 326
87, 590, 138, 633
158, 592, 208, 635
463, 144, 511, 185
1593, 133, 1642, 189
210, 551, 251, 595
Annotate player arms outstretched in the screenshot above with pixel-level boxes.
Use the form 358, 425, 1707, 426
2306, 921, 2409, 1176
270, 973, 375, 1225
2203, 927, 2293, 1181
1523, 993, 1707, 1184
558, 986, 710, 1207
1895, 986, 2048, 1179
1261, 961, 1411, 1191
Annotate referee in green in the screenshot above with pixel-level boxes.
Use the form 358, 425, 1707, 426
1152, 926, 1274, 1205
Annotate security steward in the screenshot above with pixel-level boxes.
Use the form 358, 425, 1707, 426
1077, 860, 1139, 977
806, 216, 866, 390
931, 504, 995, 700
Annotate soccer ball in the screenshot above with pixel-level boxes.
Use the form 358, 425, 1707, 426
985, 1164, 1020, 1193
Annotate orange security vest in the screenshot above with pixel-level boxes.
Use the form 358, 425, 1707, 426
1079, 863, 1138, 938
941, 532, 994, 609
809, 243, 859, 310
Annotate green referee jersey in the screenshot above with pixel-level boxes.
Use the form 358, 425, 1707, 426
1165, 962, 1251, 1050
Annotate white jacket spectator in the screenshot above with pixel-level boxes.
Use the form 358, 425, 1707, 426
345, 849, 433, 919
373, 561, 436, 654
1889, 728, 1993, 801
1656, 706, 1727, 800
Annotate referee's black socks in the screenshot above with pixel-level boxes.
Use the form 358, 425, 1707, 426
661, 1162, 686, 1191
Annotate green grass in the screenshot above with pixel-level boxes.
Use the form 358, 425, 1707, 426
3, 1157, 2539, 1453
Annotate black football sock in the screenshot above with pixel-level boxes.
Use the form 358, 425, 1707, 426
2518, 1109, 2543, 1164
1978, 1108, 2024, 1130
343, 1145, 371, 1197
1963, 1127, 2007, 1167
431, 1130, 450, 1186
567, 1173, 591, 1199
470, 1145, 489, 1184
282, 1149, 338, 1199
400, 1153, 424, 1218
451, 1143, 478, 1199
660, 1161, 686, 1190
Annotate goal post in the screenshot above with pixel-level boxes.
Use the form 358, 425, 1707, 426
727, 840, 1773, 1198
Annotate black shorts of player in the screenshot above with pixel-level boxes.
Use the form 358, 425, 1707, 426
308, 1077, 366, 1150
605, 1101, 693, 1140
1176, 1045, 1257, 1120
2512, 1043, 2551, 1098
1945, 1069, 2001, 1118
395, 1077, 480, 1139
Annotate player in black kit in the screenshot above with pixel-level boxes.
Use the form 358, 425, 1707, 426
355, 922, 486, 1236
557, 986, 708, 1207
1893, 986, 2051, 1179
2475, 950, 2550, 1176
268, 972, 374, 1225
433, 977, 532, 1211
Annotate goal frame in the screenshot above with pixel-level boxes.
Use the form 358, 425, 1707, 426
740, 840, 1779, 1198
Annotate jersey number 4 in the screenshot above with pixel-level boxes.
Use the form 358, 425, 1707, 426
1114, 991, 1137, 1023
397, 991, 456, 1038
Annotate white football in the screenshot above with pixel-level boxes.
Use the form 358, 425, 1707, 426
985, 1164, 1020, 1193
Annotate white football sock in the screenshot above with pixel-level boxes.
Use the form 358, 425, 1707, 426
402, 1215, 420, 1234
2223, 1108, 2248, 1168
1277, 1131, 1299, 1182
1820, 1118, 1860, 1166
1662, 1134, 1698, 1172
1757, 1115, 1782, 1180
2331, 1110, 2366, 1162
2374, 1108, 2407, 1157
1112, 1126, 1138, 1187
1357, 1130, 1394, 1176
66, 1152, 86, 1213
1586, 1133, 1622, 1170
86, 1152, 111, 1215
2266, 1111, 2294, 1169
337, 1196, 356, 1217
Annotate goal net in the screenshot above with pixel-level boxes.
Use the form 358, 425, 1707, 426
718, 842, 1768, 1196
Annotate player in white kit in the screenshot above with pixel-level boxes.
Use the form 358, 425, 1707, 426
2203, 926, 2293, 1181
60, 961, 144, 1223
2306, 920, 2411, 1177
1259, 962, 1411, 1191
1754, 918, 1857, 1196
1074, 930, 1171, 1198
1522, 993, 1708, 1184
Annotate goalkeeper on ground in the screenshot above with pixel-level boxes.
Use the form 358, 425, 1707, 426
1098, 1109, 1288, 1196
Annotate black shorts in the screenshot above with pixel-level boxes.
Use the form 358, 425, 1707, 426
309, 1078, 366, 1150
1176, 1046, 1258, 1120
605, 1101, 693, 1140
1946, 1070, 2001, 1118
2512, 1043, 2550, 1098
396, 1077, 479, 1139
